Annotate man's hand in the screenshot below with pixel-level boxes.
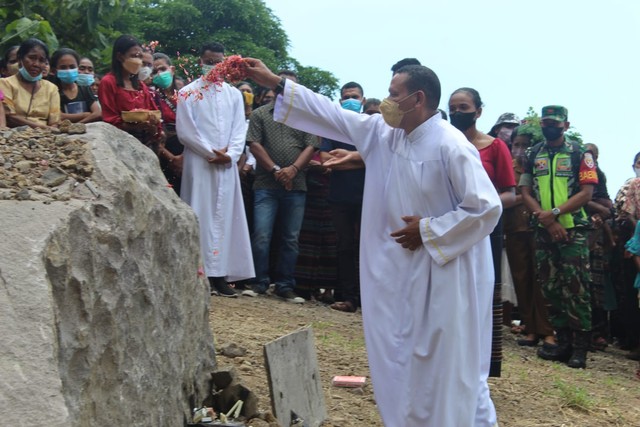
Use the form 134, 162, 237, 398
208, 147, 231, 164
390, 216, 423, 251
536, 210, 557, 227
243, 58, 281, 89
545, 221, 568, 243
323, 149, 363, 170
274, 167, 295, 191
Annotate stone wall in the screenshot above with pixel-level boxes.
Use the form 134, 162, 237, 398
0, 123, 216, 426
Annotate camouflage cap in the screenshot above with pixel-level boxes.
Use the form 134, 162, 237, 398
493, 112, 520, 127
541, 105, 568, 122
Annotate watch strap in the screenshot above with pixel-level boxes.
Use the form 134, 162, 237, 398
274, 77, 286, 95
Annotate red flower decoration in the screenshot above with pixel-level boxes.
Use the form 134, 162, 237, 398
203, 55, 248, 85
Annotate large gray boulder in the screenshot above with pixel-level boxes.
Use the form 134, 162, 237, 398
0, 123, 216, 426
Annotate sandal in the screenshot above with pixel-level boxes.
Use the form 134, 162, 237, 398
330, 301, 356, 313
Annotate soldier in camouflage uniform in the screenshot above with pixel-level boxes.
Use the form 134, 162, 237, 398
520, 105, 598, 368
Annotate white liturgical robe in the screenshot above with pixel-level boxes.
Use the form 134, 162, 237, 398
177, 79, 254, 281
274, 81, 502, 426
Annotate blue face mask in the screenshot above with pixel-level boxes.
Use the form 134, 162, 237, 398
19, 66, 42, 82
57, 68, 78, 84
201, 64, 214, 76
341, 98, 362, 113
76, 73, 95, 86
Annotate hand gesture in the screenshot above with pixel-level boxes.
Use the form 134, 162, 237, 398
243, 58, 281, 89
208, 146, 231, 165
390, 215, 423, 251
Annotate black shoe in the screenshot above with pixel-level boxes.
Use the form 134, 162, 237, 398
517, 337, 540, 347
276, 290, 305, 304
567, 331, 590, 369
210, 278, 237, 298
537, 342, 571, 362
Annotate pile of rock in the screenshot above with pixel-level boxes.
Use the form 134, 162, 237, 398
0, 121, 92, 202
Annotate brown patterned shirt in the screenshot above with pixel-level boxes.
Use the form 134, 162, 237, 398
247, 102, 318, 191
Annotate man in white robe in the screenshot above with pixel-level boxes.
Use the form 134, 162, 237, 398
176, 43, 255, 296
245, 60, 502, 426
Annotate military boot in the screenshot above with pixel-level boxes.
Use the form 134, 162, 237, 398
537, 328, 572, 362
567, 330, 591, 369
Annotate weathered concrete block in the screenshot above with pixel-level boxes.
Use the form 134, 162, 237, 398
264, 327, 326, 427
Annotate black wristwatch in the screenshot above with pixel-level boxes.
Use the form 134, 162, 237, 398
274, 77, 286, 95
271, 165, 281, 174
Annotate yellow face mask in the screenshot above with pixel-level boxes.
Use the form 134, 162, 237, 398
122, 57, 143, 75
6, 62, 19, 76
379, 92, 417, 128
243, 91, 254, 106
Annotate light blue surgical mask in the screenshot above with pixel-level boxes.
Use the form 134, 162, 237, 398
19, 66, 42, 82
76, 73, 95, 86
341, 98, 362, 113
57, 68, 78, 84
201, 64, 214, 76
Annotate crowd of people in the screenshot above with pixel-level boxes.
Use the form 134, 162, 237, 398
2, 34, 639, 425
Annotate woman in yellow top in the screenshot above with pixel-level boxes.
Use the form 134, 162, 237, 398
0, 38, 60, 129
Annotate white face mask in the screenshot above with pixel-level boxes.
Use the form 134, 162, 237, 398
497, 126, 513, 143
138, 66, 152, 81
635, 166, 640, 178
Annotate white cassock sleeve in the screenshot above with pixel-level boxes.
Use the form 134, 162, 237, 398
176, 91, 215, 160
273, 80, 386, 159
225, 88, 249, 166
419, 142, 502, 266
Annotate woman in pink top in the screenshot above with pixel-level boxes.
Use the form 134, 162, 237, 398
449, 87, 516, 378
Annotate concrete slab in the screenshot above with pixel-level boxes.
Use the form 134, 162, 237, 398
263, 326, 326, 427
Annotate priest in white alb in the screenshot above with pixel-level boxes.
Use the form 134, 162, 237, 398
245, 59, 502, 427
176, 43, 255, 297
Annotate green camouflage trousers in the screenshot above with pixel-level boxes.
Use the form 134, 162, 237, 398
535, 228, 592, 331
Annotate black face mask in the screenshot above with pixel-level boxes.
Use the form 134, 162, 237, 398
542, 126, 564, 141
450, 111, 477, 131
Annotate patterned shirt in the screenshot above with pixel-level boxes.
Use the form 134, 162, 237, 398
247, 102, 318, 191
621, 177, 640, 220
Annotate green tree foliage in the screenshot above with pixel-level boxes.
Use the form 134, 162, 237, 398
128, 0, 338, 97
0, 0, 136, 63
0, 0, 338, 97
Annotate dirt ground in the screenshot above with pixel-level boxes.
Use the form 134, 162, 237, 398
209, 293, 640, 427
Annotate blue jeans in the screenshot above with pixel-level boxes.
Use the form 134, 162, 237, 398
251, 189, 306, 293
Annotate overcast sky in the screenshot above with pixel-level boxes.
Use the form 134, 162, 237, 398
264, 0, 639, 196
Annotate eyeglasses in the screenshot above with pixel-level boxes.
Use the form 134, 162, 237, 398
79, 65, 94, 72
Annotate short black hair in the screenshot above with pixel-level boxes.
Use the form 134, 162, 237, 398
152, 52, 172, 65
391, 58, 421, 74
363, 98, 381, 110
17, 38, 49, 61
277, 69, 297, 79
396, 65, 441, 110
451, 87, 483, 109
200, 42, 225, 56
633, 151, 640, 165
340, 81, 363, 98
50, 48, 80, 70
